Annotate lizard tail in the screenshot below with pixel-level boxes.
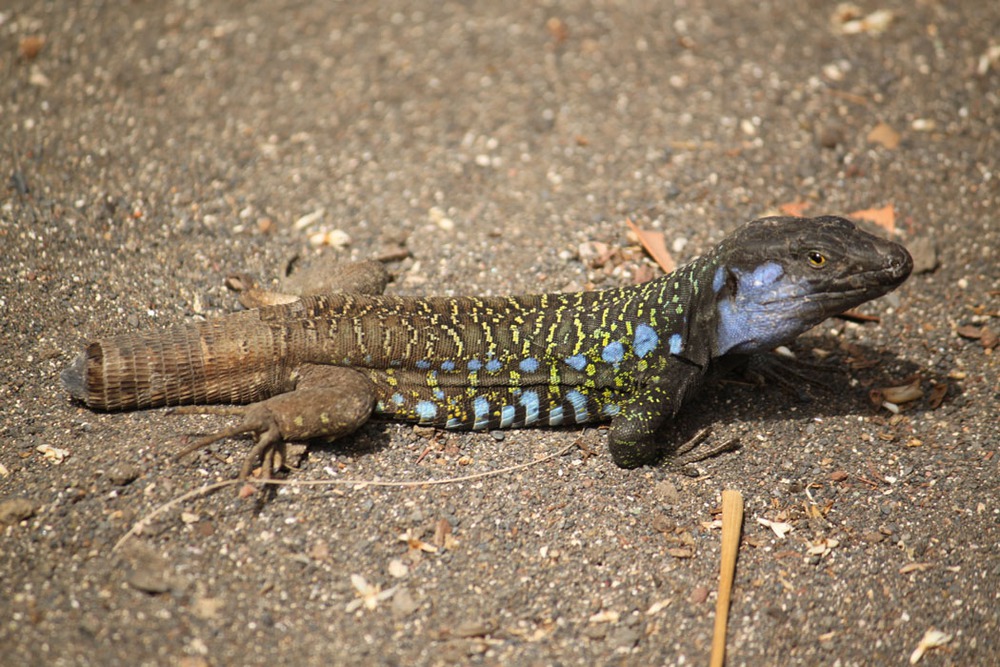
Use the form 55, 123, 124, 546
62, 315, 295, 411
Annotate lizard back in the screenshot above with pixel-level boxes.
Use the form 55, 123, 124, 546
63, 269, 707, 423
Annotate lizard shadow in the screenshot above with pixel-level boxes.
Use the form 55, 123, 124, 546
653, 338, 948, 464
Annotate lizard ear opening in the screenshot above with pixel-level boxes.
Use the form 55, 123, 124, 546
722, 268, 739, 299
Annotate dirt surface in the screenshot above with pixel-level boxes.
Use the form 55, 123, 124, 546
2, 1, 997, 665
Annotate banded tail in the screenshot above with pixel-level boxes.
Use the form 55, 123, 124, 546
61, 311, 295, 411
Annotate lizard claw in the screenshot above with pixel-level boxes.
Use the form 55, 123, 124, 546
743, 351, 843, 396
240, 422, 286, 481
668, 427, 741, 476
174, 406, 289, 481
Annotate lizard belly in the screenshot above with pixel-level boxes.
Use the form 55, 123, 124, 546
366, 369, 627, 430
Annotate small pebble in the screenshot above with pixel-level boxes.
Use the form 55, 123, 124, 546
0, 497, 37, 525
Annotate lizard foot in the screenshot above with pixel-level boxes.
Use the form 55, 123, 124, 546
225, 259, 391, 309
669, 428, 741, 477
173, 405, 288, 480
743, 353, 843, 400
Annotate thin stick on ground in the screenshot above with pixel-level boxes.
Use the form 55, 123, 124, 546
710, 489, 744, 667
113, 440, 580, 553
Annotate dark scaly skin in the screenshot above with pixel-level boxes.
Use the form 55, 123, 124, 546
62, 216, 913, 473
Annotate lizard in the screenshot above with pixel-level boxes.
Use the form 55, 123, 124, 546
61, 215, 913, 478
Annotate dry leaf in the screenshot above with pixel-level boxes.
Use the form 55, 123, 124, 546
956, 325, 983, 340
588, 610, 620, 623
867, 122, 901, 149
757, 517, 793, 539
806, 537, 839, 556
909, 628, 953, 664
879, 379, 924, 404
191, 596, 224, 620
977, 44, 1000, 76
981, 327, 998, 350
29, 65, 51, 87
832, 5, 894, 35
625, 218, 675, 273
432, 518, 453, 548
546, 17, 569, 44
646, 599, 672, 615
37, 445, 70, 463
849, 204, 896, 234
899, 562, 933, 574
19, 35, 46, 60
346, 574, 397, 612
778, 201, 811, 217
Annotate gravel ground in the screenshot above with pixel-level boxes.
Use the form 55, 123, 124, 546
1, 1, 997, 665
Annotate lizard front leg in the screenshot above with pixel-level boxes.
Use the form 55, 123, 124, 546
607, 361, 707, 468
228, 259, 390, 308
177, 366, 377, 479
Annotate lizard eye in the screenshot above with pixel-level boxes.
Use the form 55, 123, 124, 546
807, 251, 827, 268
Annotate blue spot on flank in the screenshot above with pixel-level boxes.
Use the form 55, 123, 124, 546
548, 404, 564, 426
500, 404, 515, 428
415, 359, 431, 370
566, 390, 589, 423
713, 265, 726, 293
564, 354, 587, 371
602, 403, 621, 417
633, 323, 658, 358
467, 359, 482, 371
519, 390, 540, 425
485, 359, 503, 372
364, 354, 373, 365
445, 417, 462, 429
519, 357, 539, 373
391, 393, 406, 406
415, 401, 438, 422
669, 333, 683, 355
601, 341, 624, 364
473, 396, 490, 430
433, 388, 445, 400
441, 360, 456, 371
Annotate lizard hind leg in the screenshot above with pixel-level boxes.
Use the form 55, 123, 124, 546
174, 367, 378, 480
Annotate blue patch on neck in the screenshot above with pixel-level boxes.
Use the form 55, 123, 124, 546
713, 265, 726, 293
747, 261, 784, 287
715, 261, 813, 355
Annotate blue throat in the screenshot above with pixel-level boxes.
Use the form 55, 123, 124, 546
713, 262, 813, 356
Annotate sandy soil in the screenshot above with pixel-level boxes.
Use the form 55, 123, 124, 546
2, 1, 997, 665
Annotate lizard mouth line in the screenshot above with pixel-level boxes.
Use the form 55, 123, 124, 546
759, 263, 910, 309
758, 286, 883, 309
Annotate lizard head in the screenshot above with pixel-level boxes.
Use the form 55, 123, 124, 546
708, 215, 913, 356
